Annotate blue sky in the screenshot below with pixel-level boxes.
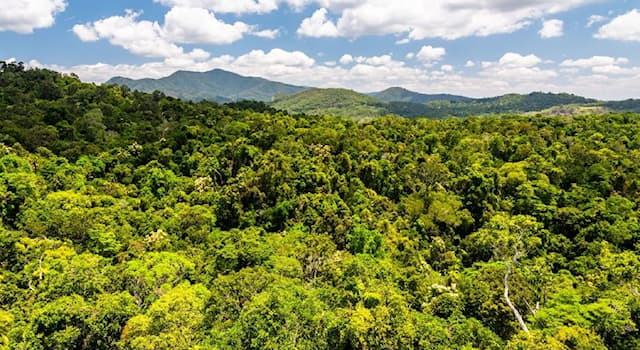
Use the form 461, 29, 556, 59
1, 0, 640, 99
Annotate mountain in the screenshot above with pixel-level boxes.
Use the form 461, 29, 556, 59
106, 68, 640, 119
107, 69, 307, 103
410, 92, 599, 118
604, 99, 640, 113
271, 89, 605, 119
369, 87, 471, 103
272, 88, 387, 120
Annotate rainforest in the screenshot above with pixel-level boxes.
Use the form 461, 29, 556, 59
0, 63, 639, 349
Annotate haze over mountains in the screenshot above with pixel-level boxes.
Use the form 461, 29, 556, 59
107, 69, 640, 119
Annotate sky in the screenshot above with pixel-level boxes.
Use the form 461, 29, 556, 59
1, 0, 640, 99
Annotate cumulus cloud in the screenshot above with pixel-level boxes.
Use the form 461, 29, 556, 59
296, 0, 600, 40
356, 55, 401, 67
595, 9, 640, 41
415, 46, 446, 63
252, 28, 280, 39
539, 19, 564, 38
297, 8, 338, 37
560, 56, 639, 76
72, 10, 192, 59
163, 7, 252, 44
498, 53, 542, 68
234, 48, 315, 68
72, 8, 277, 59
152, 0, 308, 14
0, 0, 67, 34
561, 56, 629, 68
339, 54, 354, 65
481, 53, 556, 82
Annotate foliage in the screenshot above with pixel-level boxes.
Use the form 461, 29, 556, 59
0, 63, 639, 349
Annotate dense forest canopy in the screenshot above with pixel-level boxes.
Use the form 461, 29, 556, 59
0, 62, 639, 349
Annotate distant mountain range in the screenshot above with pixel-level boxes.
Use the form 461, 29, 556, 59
107, 69, 307, 103
107, 69, 640, 118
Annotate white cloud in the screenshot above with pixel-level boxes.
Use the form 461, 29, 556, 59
234, 48, 315, 69
153, 0, 363, 14
465, 60, 476, 68
252, 28, 280, 39
539, 19, 564, 38
595, 9, 640, 41
296, 0, 600, 40
441, 64, 454, 72
153, 0, 281, 14
72, 10, 190, 59
0, 0, 66, 34
586, 15, 606, 28
339, 54, 354, 65
498, 53, 542, 68
358, 55, 400, 66
72, 8, 264, 59
72, 23, 99, 41
415, 46, 446, 63
560, 56, 638, 76
297, 8, 339, 37
481, 53, 556, 82
163, 7, 251, 44
591, 65, 640, 75
561, 56, 629, 68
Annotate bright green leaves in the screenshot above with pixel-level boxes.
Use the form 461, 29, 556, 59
123, 252, 196, 307
0, 309, 12, 349
121, 283, 209, 350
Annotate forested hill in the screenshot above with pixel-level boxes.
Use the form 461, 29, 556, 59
271, 88, 387, 120
275, 88, 609, 119
1, 63, 640, 349
369, 87, 471, 103
107, 68, 307, 103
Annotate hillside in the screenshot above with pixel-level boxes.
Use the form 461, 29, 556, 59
107, 68, 307, 103
2, 63, 640, 350
370, 87, 471, 103
270, 89, 611, 119
272, 88, 388, 119
405, 92, 598, 118
605, 99, 640, 113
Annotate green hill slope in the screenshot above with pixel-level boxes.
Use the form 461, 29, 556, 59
272, 88, 388, 119
107, 69, 307, 103
272, 89, 604, 119
369, 87, 471, 103
408, 92, 598, 118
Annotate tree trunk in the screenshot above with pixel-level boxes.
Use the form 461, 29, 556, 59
504, 257, 530, 333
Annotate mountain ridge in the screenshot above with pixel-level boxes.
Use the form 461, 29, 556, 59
106, 68, 640, 118
107, 69, 308, 103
